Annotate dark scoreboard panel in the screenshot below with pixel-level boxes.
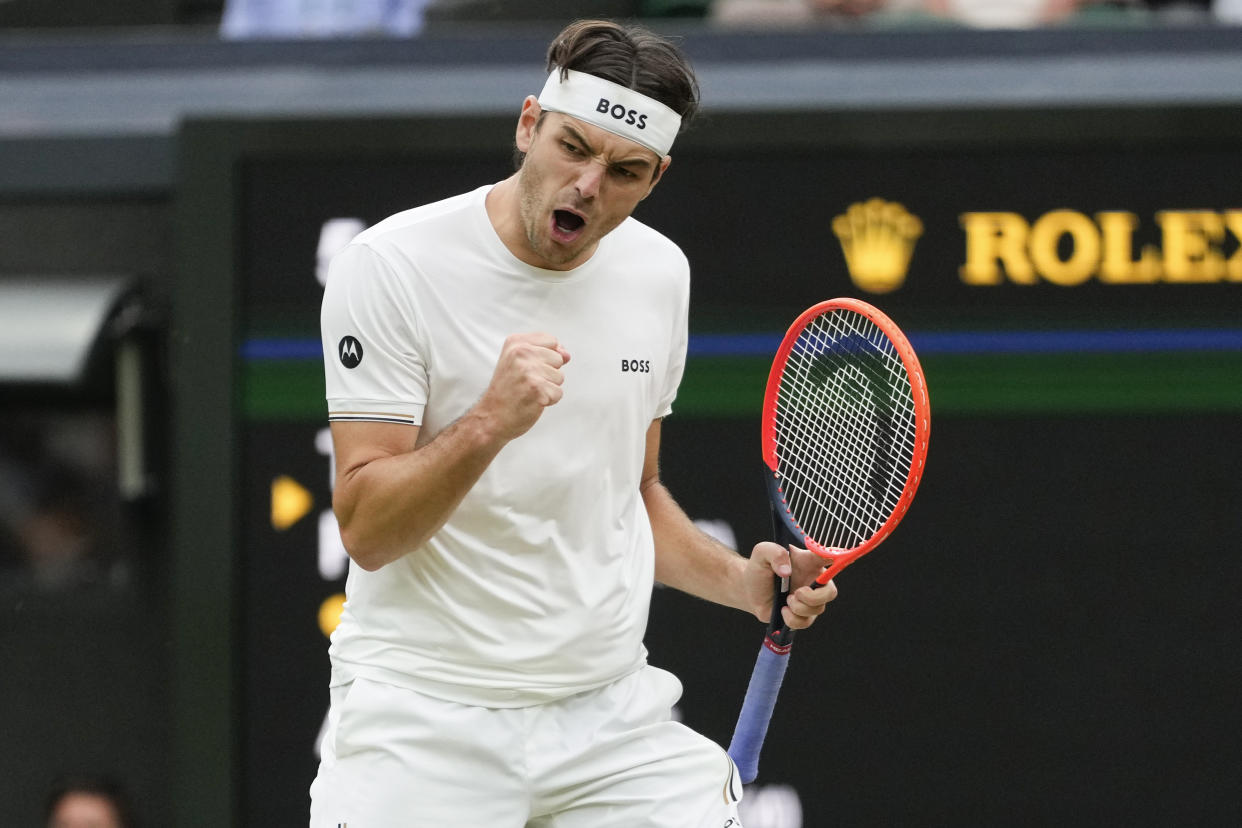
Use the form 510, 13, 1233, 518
175, 107, 1242, 825
241, 140, 1242, 312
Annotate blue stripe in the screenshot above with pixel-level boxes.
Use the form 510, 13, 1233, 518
241, 338, 324, 360
688, 329, 1242, 357
907, 329, 1242, 355
688, 332, 783, 357
241, 329, 1242, 361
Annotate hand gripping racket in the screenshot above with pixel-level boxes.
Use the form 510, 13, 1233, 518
726, 297, 931, 784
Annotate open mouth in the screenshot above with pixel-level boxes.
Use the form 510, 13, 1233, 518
553, 209, 585, 237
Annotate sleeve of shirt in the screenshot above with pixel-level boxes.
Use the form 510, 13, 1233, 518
321, 241, 428, 426
654, 253, 690, 419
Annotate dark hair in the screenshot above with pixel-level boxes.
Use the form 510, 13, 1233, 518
45, 774, 136, 828
546, 19, 700, 130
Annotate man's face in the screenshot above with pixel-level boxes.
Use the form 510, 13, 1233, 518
48, 792, 122, 828
513, 105, 669, 271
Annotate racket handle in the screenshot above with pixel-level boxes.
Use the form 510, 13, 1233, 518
727, 641, 792, 784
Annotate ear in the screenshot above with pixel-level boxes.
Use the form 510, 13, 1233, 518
515, 96, 542, 154
641, 155, 672, 201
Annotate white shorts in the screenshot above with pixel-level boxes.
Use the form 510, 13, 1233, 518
309, 665, 744, 828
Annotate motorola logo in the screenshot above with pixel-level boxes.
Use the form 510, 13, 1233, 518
338, 336, 364, 369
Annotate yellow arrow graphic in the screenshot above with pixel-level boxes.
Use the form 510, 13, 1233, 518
271, 475, 313, 530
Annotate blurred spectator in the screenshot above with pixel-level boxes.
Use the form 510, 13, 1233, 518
924, 0, 1085, 26
1140, 0, 1215, 23
710, 0, 1097, 27
640, 0, 714, 16
45, 774, 136, 828
1218, 0, 1242, 21
710, 0, 908, 26
5, 465, 97, 591
423, 0, 641, 23
219, 0, 430, 38
0, 414, 127, 594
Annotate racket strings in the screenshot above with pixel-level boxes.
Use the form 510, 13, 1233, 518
780, 379, 910, 546
780, 368, 892, 546
788, 350, 916, 543
787, 378, 916, 542
772, 311, 919, 550
781, 371, 881, 531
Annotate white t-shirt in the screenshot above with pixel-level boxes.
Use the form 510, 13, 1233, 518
321, 185, 690, 707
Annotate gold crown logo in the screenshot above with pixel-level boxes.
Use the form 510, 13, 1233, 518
832, 198, 924, 293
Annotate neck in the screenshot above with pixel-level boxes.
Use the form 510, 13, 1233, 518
484, 175, 536, 265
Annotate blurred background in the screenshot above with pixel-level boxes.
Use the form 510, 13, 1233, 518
3, 2, 1241, 826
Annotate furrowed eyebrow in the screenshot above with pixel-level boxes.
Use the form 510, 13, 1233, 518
560, 125, 595, 154
561, 125, 655, 174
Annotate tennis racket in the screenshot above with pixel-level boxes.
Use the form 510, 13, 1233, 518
726, 297, 931, 784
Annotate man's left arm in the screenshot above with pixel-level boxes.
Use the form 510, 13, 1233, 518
640, 419, 837, 629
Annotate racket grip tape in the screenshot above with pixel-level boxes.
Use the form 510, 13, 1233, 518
726, 642, 792, 784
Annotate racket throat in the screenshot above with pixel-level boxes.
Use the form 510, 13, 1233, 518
763, 477, 802, 654
763, 574, 795, 654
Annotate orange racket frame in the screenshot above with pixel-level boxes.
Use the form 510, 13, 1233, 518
760, 297, 931, 585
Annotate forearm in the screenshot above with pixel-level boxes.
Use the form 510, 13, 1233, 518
333, 333, 571, 571
334, 410, 506, 571
643, 478, 750, 612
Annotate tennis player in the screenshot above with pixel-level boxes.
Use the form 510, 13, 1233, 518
310, 19, 837, 827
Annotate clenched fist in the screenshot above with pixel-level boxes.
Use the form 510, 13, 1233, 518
476, 332, 572, 440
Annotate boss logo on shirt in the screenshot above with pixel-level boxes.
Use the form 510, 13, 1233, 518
339, 335, 364, 369
621, 358, 651, 373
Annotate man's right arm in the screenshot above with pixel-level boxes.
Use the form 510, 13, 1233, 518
331, 332, 570, 571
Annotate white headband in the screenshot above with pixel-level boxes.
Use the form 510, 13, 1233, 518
536, 67, 682, 157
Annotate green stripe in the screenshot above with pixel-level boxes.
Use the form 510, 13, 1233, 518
240, 351, 1242, 422
241, 361, 327, 422
927, 352, 1242, 414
